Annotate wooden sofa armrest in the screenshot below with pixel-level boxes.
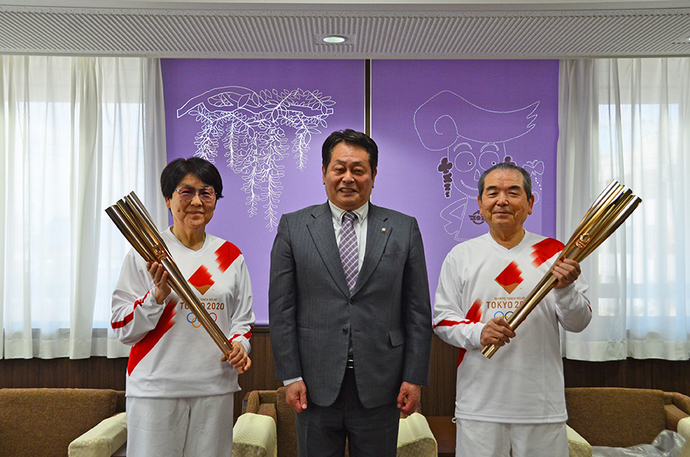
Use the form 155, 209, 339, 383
68, 412, 127, 457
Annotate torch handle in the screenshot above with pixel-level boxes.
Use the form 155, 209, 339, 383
481, 272, 558, 359
107, 192, 249, 374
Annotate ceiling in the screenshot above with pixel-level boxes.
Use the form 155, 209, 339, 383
0, 0, 689, 59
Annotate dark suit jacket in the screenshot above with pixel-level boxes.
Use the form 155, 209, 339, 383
269, 201, 432, 409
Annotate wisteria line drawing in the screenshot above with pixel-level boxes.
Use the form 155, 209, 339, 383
413, 90, 544, 241
177, 86, 335, 230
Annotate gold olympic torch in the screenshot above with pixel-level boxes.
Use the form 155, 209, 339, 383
481, 180, 642, 359
106, 191, 247, 373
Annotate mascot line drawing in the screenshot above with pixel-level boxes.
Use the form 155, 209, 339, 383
414, 90, 545, 241
177, 85, 335, 231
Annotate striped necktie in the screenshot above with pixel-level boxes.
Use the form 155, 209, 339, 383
339, 211, 359, 294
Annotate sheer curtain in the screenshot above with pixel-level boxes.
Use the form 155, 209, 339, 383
558, 58, 690, 361
0, 56, 167, 359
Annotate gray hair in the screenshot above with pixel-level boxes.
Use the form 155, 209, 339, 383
477, 162, 532, 200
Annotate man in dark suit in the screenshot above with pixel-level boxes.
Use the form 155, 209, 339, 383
269, 129, 432, 457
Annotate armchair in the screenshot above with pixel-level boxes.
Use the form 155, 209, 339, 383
0, 388, 126, 457
232, 387, 437, 457
564, 387, 690, 457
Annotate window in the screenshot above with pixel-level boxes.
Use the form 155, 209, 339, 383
559, 58, 690, 360
1, 56, 165, 359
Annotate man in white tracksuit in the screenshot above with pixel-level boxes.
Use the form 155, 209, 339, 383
433, 162, 591, 457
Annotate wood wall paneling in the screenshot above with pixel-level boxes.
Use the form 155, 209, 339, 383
2, 329, 690, 422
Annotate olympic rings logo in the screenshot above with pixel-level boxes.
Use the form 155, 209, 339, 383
493, 310, 513, 320
187, 312, 217, 328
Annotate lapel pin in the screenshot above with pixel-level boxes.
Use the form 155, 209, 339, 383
381, 228, 387, 233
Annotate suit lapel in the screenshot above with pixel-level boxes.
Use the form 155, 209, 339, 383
352, 204, 390, 295
307, 202, 351, 297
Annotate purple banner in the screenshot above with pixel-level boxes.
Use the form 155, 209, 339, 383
161, 59, 366, 324
371, 60, 559, 302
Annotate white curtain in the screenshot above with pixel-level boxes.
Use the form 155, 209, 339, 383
0, 56, 167, 359
558, 58, 690, 361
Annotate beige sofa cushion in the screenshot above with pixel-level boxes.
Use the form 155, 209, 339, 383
233, 412, 277, 457
68, 412, 127, 457
397, 413, 437, 457
567, 424, 593, 457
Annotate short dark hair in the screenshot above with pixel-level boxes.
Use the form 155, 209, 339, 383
160, 157, 224, 200
477, 162, 532, 200
321, 129, 379, 172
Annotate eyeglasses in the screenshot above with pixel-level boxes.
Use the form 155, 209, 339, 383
174, 186, 216, 203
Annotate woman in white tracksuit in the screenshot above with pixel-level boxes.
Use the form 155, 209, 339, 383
111, 157, 255, 457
